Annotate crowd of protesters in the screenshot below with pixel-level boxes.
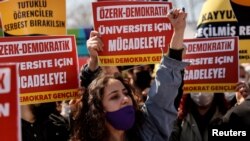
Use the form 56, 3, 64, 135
19, 7, 250, 141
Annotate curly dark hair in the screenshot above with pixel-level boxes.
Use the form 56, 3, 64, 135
71, 73, 144, 141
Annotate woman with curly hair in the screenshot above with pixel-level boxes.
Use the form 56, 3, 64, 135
71, 8, 188, 141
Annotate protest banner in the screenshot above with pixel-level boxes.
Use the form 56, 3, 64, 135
183, 36, 239, 93
229, 0, 250, 62
0, 36, 79, 104
0, 0, 66, 36
78, 56, 88, 71
196, 0, 250, 63
92, 1, 173, 66
0, 63, 21, 141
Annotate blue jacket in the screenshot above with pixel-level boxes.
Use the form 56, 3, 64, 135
139, 56, 189, 141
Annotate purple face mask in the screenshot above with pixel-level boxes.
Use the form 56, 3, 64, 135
105, 105, 135, 130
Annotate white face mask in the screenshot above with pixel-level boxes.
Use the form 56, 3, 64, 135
190, 93, 214, 106
61, 102, 71, 118
224, 92, 235, 102
239, 77, 247, 82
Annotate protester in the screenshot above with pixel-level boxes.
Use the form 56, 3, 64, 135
224, 65, 249, 109
169, 92, 228, 141
219, 81, 250, 140
122, 65, 153, 106
196, 81, 250, 140
225, 82, 250, 138
71, 8, 189, 141
21, 102, 70, 141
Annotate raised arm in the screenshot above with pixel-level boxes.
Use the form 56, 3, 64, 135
167, 8, 187, 109
80, 31, 103, 88
168, 8, 187, 50
86, 31, 103, 71
140, 8, 189, 141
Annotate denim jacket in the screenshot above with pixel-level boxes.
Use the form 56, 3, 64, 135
139, 55, 189, 141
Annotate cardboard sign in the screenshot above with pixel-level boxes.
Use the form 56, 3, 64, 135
230, 0, 250, 63
196, 0, 250, 63
183, 36, 239, 93
0, 36, 79, 104
0, 0, 66, 36
92, 1, 173, 66
0, 63, 21, 141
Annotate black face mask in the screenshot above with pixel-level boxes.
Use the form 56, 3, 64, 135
29, 102, 57, 121
134, 70, 152, 90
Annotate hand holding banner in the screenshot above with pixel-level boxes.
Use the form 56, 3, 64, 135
92, 1, 173, 66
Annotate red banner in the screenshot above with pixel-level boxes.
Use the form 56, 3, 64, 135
92, 1, 173, 66
183, 37, 239, 93
0, 63, 20, 141
0, 36, 79, 104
